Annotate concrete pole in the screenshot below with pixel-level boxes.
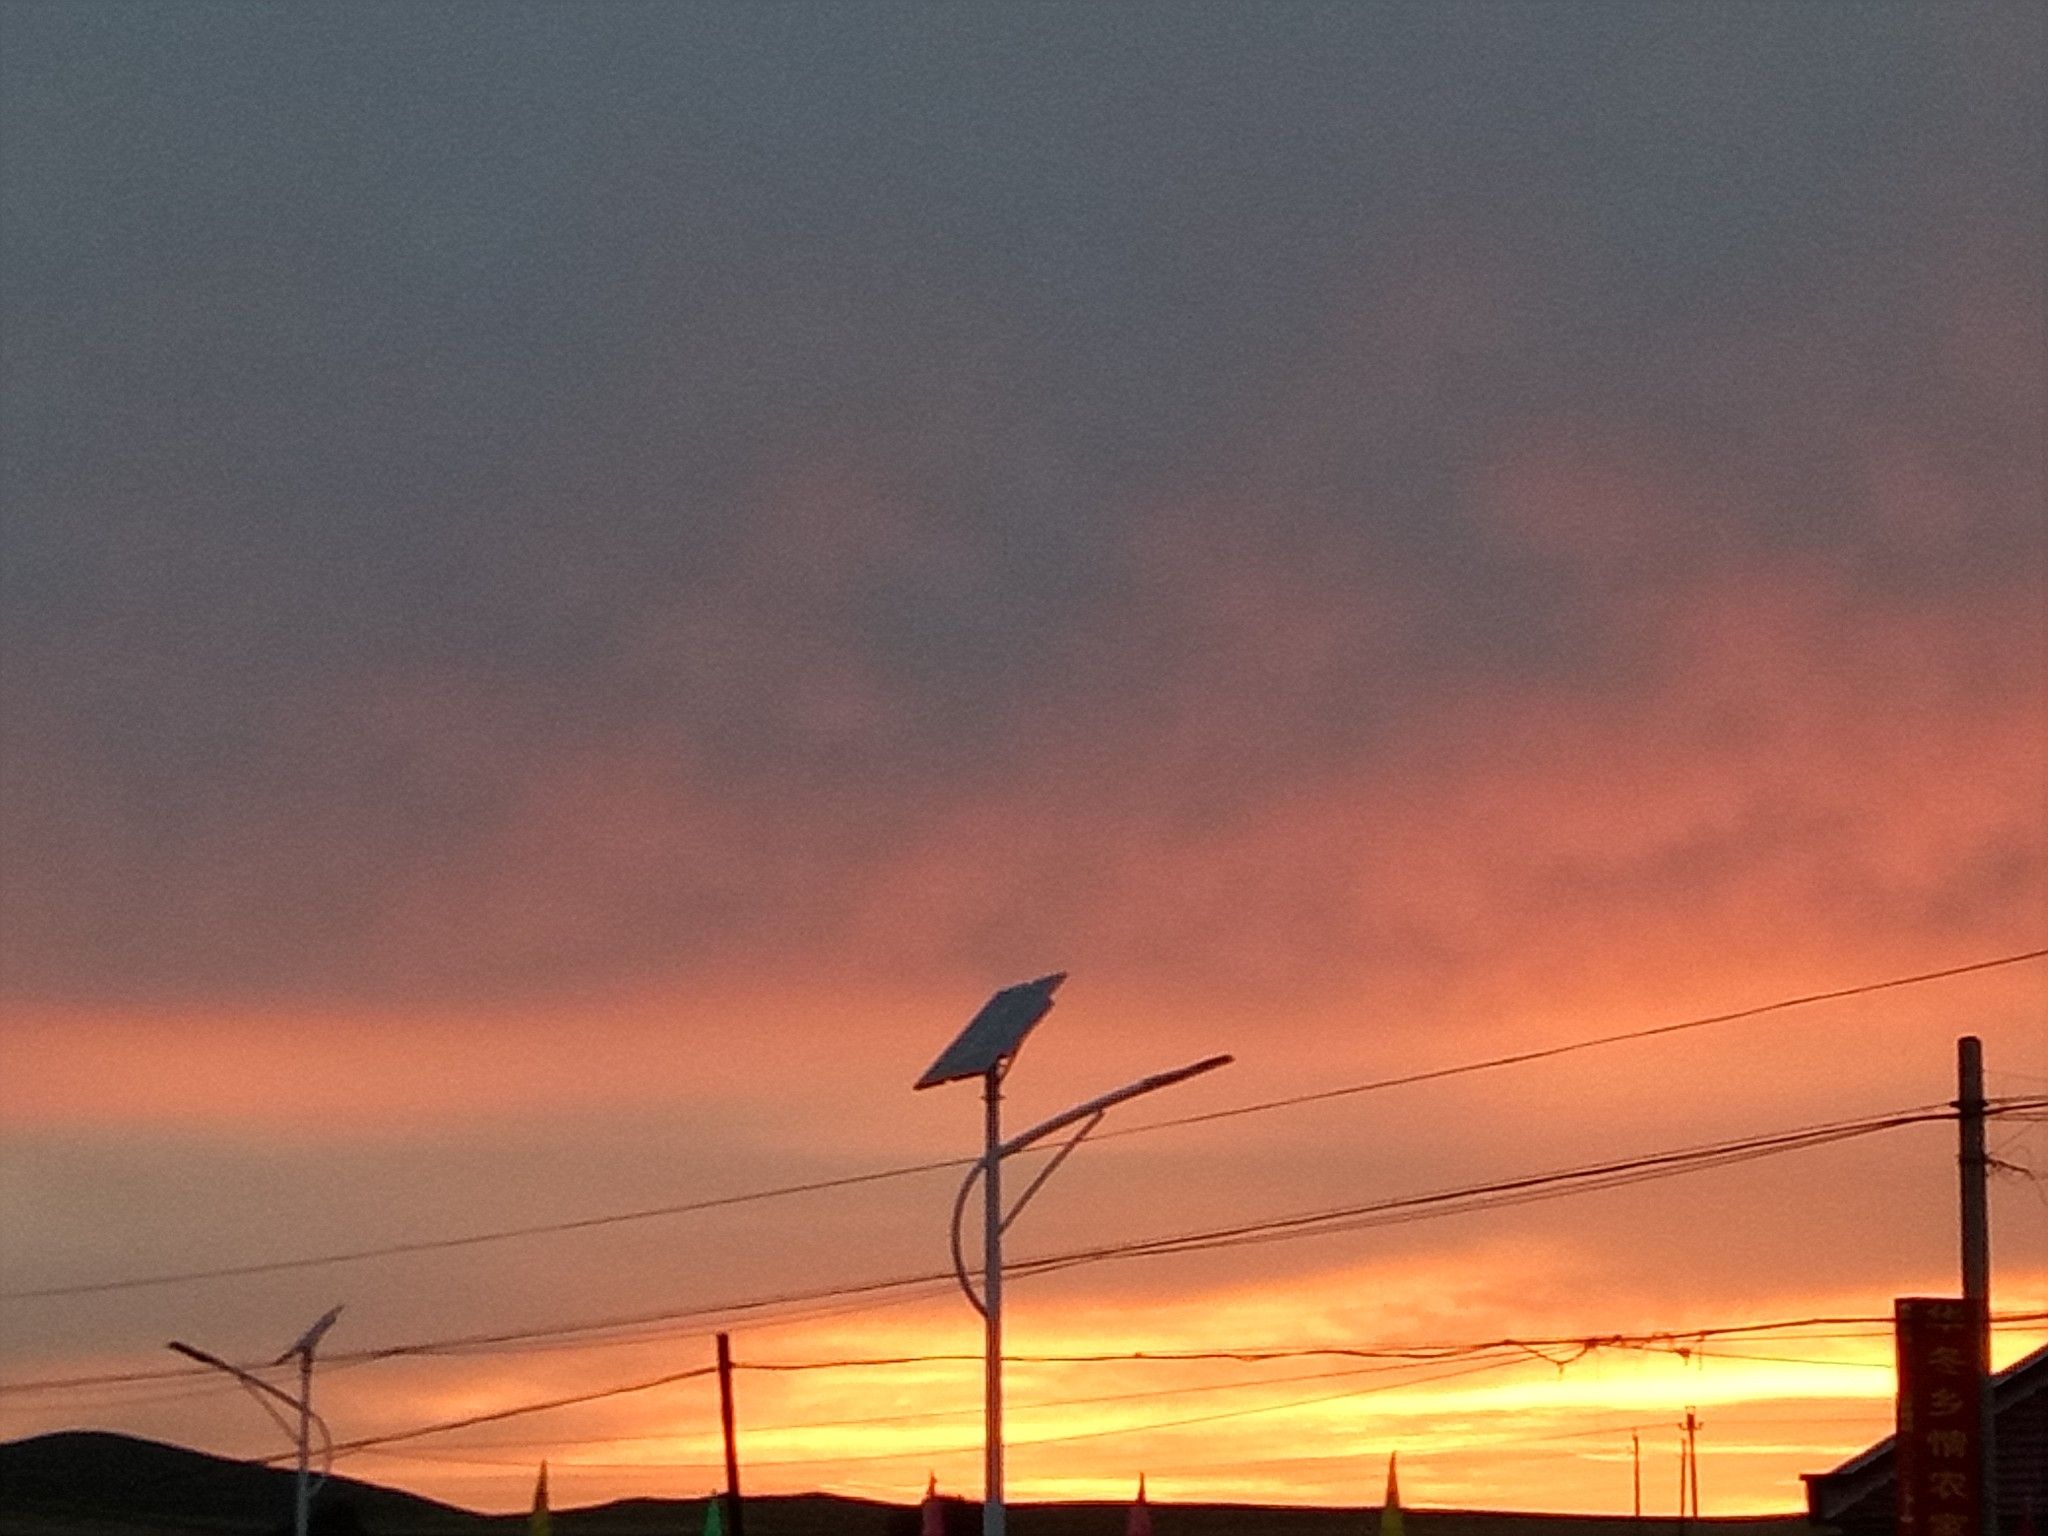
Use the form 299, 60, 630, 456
1958, 1036, 1995, 1536
984, 1066, 1005, 1536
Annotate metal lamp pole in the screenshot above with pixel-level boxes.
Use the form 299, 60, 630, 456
290, 1340, 317, 1536
916, 974, 1231, 1536
169, 1304, 342, 1536
983, 1064, 1005, 1531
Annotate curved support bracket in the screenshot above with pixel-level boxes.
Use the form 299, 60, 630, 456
947, 1107, 1111, 1315
949, 1162, 987, 1317
232, 1369, 301, 1442
1003, 1111, 1104, 1234
308, 1406, 335, 1490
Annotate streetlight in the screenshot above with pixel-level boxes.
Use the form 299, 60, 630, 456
169, 1303, 342, 1536
915, 974, 1231, 1536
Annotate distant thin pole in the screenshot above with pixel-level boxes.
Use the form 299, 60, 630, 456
1632, 1430, 1641, 1527
717, 1332, 745, 1536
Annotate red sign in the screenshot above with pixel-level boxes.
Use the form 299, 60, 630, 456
1895, 1297, 1985, 1536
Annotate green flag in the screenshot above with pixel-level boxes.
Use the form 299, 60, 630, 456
527, 1462, 551, 1536
704, 1495, 726, 1536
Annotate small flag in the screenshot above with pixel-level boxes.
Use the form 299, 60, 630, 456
921, 1473, 945, 1536
1127, 1474, 1153, 1536
1381, 1453, 1404, 1536
704, 1494, 726, 1536
528, 1462, 551, 1536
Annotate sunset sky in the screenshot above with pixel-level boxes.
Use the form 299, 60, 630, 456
1, 2, 2043, 1518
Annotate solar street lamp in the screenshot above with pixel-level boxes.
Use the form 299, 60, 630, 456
915, 975, 1230, 1536
169, 1303, 341, 1536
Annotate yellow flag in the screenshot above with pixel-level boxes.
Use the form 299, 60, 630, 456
528, 1461, 551, 1536
1381, 1452, 1404, 1536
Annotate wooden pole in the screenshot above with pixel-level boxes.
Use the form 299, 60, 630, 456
1685, 1408, 1700, 1520
1677, 1427, 1688, 1536
717, 1332, 745, 1536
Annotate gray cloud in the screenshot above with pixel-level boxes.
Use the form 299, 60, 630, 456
2, 4, 2039, 1005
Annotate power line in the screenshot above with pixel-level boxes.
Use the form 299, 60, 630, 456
346, 1352, 1531, 1452
730, 1309, 2048, 1372
328, 1351, 1532, 1469
11, 1098, 2036, 1403
1095, 948, 2048, 1144
9, 947, 2039, 1304
0, 1154, 978, 1303
53, 1311, 2048, 1472
292, 1099, 2043, 1369
300, 1362, 720, 1458
1120, 1403, 1906, 1481
999, 1101, 2041, 1280
336, 1352, 1534, 1463
0, 1274, 964, 1396
1677, 1350, 1893, 1371
8, 1101, 2038, 1398
295, 1311, 2048, 1456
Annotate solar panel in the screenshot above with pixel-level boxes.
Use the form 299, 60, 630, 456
914, 973, 1066, 1089
276, 1304, 343, 1364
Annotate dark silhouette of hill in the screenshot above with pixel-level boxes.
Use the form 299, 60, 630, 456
0, 1430, 483, 1533
0, 1430, 1819, 1536
555, 1492, 894, 1535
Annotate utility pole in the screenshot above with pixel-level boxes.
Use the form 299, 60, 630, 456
717, 1332, 746, 1536
1631, 1430, 1641, 1529
1677, 1427, 1688, 1536
1958, 1036, 1996, 1536
1684, 1408, 1700, 1522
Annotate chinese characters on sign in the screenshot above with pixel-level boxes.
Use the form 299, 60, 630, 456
1895, 1297, 1986, 1536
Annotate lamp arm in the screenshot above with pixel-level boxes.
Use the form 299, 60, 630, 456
995, 1055, 1233, 1158
168, 1343, 303, 1413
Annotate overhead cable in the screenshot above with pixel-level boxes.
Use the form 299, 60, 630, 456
9, 946, 2039, 1304
12, 1100, 2036, 1400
